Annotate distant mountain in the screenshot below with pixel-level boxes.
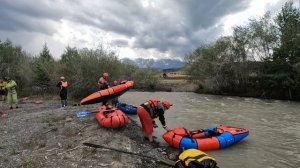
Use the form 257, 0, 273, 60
121, 58, 185, 70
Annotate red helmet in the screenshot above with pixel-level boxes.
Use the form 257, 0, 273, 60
60, 76, 65, 80
163, 100, 172, 110
103, 73, 109, 78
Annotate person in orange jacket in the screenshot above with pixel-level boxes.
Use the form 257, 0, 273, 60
56, 76, 68, 108
137, 99, 172, 142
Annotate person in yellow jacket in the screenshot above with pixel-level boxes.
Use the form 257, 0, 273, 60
0, 78, 7, 101
175, 149, 218, 168
5, 77, 18, 109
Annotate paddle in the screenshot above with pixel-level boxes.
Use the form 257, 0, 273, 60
76, 109, 115, 118
83, 142, 176, 166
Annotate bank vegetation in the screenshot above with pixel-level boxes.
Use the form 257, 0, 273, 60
185, 1, 300, 100
0, 41, 159, 99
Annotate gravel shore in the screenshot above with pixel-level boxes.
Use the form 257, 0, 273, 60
0, 97, 178, 168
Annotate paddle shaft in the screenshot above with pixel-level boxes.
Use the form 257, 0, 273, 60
89, 109, 115, 114
83, 142, 176, 166
77, 109, 115, 115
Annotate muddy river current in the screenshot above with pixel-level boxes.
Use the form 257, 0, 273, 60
119, 91, 300, 168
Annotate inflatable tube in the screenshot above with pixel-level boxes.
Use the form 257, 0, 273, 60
163, 125, 249, 151
96, 105, 128, 128
116, 103, 137, 115
80, 81, 134, 105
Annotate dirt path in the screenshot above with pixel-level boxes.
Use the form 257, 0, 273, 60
0, 97, 178, 168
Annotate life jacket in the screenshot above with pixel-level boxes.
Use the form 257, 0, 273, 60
6, 80, 17, 91
61, 81, 68, 88
98, 77, 109, 90
172, 128, 207, 139
141, 99, 160, 118
99, 82, 108, 90
175, 149, 217, 168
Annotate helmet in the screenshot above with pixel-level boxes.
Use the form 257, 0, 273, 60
163, 100, 172, 110
103, 73, 109, 79
113, 80, 118, 86
60, 76, 65, 80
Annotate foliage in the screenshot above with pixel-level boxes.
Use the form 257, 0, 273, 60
0, 40, 35, 94
33, 43, 56, 92
0, 40, 161, 98
185, 1, 300, 100
273, 1, 300, 64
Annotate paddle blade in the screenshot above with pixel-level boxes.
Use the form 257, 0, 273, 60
76, 111, 93, 118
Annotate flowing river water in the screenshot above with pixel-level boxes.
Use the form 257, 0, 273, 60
119, 91, 300, 168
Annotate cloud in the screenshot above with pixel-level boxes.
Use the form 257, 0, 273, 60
0, 0, 288, 59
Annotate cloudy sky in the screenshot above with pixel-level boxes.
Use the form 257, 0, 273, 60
0, 0, 294, 60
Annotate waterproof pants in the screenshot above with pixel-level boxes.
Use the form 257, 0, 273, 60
137, 106, 153, 136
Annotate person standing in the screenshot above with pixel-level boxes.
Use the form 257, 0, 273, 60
98, 72, 109, 90
111, 80, 119, 106
98, 72, 109, 105
56, 76, 68, 108
0, 78, 7, 101
5, 77, 18, 109
137, 99, 172, 142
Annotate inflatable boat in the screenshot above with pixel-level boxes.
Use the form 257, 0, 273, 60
96, 105, 128, 128
80, 81, 134, 105
163, 125, 249, 151
116, 103, 137, 115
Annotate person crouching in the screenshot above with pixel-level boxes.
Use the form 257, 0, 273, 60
137, 99, 172, 142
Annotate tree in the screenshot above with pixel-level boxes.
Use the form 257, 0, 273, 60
39, 43, 54, 61
273, 1, 300, 64
33, 43, 56, 91
248, 12, 279, 61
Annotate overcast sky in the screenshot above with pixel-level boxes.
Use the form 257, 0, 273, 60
0, 0, 294, 60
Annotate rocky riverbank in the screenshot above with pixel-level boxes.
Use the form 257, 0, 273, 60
0, 97, 178, 168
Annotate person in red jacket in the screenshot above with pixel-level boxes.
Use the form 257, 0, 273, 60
98, 72, 109, 90
98, 72, 109, 105
137, 99, 172, 142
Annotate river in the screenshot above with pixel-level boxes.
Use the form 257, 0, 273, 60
119, 91, 300, 168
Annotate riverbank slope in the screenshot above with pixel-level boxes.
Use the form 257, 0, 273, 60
0, 97, 177, 168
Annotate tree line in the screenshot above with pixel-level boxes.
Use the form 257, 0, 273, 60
185, 1, 300, 100
0, 41, 159, 99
